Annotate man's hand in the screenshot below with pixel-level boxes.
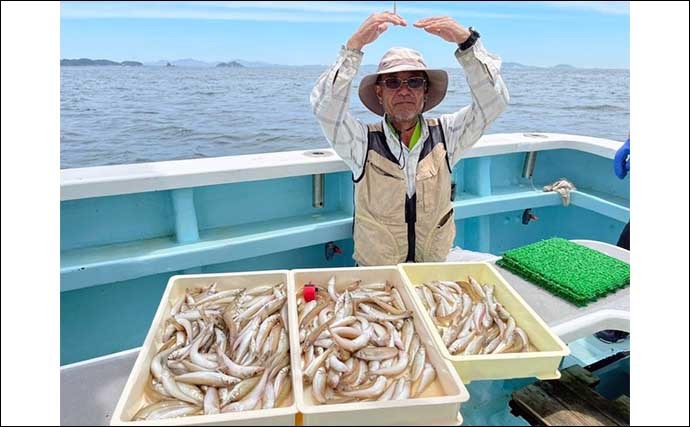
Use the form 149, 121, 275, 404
346, 12, 407, 51
414, 17, 471, 44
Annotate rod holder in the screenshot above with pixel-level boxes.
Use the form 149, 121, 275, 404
312, 174, 324, 208
522, 151, 538, 179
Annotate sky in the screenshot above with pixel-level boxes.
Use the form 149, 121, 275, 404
60, 1, 630, 69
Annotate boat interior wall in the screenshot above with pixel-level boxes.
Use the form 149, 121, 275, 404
60, 191, 176, 252
485, 206, 627, 255
193, 172, 352, 231
61, 271, 171, 366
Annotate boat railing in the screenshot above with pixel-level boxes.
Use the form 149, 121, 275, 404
60, 133, 629, 293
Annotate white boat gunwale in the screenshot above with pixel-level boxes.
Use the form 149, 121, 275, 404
61, 133, 623, 201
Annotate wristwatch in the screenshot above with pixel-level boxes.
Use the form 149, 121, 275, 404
458, 27, 480, 50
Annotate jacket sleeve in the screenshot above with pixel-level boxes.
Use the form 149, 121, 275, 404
439, 40, 510, 167
310, 47, 369, 177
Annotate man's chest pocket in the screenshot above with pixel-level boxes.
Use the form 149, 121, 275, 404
417, 163, 442, 213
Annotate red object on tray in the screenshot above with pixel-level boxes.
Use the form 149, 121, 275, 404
303, 283, 316, 302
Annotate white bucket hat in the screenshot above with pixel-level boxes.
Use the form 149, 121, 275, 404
358, 47, 448, 116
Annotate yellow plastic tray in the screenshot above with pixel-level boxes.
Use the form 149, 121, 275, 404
289, 266, 469, 426
110, 270, 298, 426
398, 262, 570, 384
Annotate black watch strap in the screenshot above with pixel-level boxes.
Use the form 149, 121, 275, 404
458, 27, 480, 51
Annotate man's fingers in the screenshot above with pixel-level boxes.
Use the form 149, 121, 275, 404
414, 16, 441, 25
369, 11, 406, 26
365, 19, 401, 36
414, 16, 450, 26
378, 12, 407, 26
420, 23, 446, 34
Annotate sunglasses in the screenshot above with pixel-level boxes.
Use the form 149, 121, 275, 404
378, 77, 427, 90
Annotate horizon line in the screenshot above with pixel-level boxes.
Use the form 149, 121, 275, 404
60, 57, 630, 71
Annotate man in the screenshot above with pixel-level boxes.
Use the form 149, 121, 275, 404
311, 13, 509, 266
613, 136, 630, 250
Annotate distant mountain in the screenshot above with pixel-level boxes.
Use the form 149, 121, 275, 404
503, 62, 577, 69
61, 58, 143, 66
503, 62, 533, 69
216, 61, 244, 68
146, 58, 283, 68
60, 58, 144, 67
229, 59, 281, 68
147, 59, 215, 67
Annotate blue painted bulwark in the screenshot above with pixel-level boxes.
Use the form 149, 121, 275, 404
477, 216, 491, 253
170, 189, 200, 243
59, 187, 628, 293
60, 211, 353, 292
463, 157, 493, 197
60, 136, 630, 363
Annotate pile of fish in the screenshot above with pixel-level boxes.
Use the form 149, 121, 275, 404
415, 276, 533, 355
133, 282, 291, 421
297, 277, 438, 404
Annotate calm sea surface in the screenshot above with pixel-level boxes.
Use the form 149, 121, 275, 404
61, 65, 629, 169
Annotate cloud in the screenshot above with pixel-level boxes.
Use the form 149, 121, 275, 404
417, 1, 629, 16
60, 1, 544, 22
537, 1, 629, 16
60, 2, 359, 22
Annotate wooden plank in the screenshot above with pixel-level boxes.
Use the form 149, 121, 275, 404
608, 395, 630, 424
512, 384, 605, 426
559, 370, 630, 425
564, 365, 601, 387
536, 379, 620, 426
512, 365, 629, 426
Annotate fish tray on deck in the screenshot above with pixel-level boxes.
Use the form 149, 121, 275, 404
111, 270, 298, 426
398, 262, 570, 384
289, 266, 469, 426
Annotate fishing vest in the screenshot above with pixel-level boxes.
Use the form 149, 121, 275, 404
353, 118, 455, 266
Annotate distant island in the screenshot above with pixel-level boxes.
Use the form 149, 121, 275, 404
61, 58, 142, 66
504, 62, 575, 69
503, 62, 532, 68
148, 59, 277, 67
216, 61, 244, 68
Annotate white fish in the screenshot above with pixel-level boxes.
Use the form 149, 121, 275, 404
377, 380, 397, 401
311, 367, 328, 404
203, 387, 220, 415
328, 276, 338, 302
175, 371, 241, 387
393, 378, 411, 400
410, 346, 426, 382
412, 363, 436, 397
339, 376, 387, 399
